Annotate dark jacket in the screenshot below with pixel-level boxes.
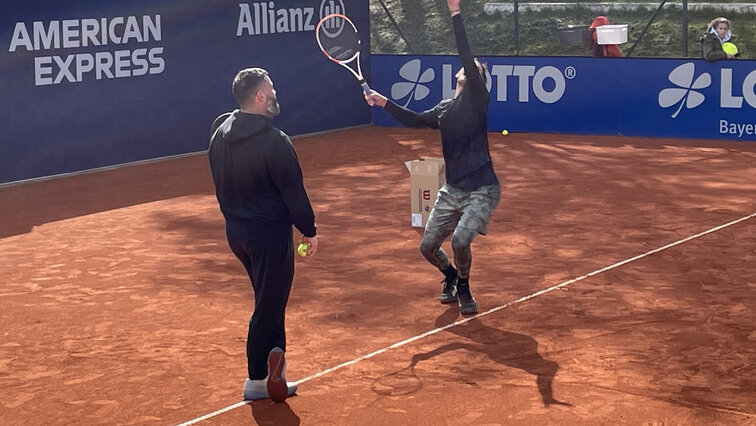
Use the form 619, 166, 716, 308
208, 110, 316, 238
384, 14, 498, 191
701, 30, 729, 61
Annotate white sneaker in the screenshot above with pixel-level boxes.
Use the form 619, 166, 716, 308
242, 377, 298, 401
243, 378, 268, 401
242, 348, 298, 402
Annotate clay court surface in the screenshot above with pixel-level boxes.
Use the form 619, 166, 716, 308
1, 127, 754, 425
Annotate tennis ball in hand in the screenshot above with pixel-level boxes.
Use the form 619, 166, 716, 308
501, 129, 509, 136
722, 42, 738, 55
297, 243, 310, 257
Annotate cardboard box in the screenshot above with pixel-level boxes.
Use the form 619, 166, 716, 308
596, 24, 628, 45
405, 157, 446, 228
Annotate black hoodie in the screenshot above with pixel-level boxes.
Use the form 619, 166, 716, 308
208, 110, 316, 238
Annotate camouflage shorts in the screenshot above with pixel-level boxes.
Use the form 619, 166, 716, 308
426, 183, 501, 236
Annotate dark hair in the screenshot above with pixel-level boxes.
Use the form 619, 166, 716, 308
232, 67, 268, 106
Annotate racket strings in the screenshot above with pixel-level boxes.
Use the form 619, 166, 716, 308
317, 21, 360, 61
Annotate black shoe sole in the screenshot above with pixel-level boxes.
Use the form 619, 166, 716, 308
458, 298, 478, 314
440, 295, 458, 304
460, 305, 478, 315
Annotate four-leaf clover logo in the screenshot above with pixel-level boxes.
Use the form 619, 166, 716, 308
658, 63, 711, 118
391, 59, 434, 107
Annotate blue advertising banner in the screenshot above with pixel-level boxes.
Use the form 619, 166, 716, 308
370, 55, 756, 142
1, 0, 370, 184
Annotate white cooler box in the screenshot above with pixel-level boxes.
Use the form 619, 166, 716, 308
596, 24, 628, 45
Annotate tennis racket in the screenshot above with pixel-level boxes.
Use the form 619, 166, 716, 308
315, 13, 371, 96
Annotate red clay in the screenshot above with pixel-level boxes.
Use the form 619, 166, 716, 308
1, 128, 754, 425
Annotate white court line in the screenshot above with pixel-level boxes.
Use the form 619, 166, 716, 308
177, 211, 755, 425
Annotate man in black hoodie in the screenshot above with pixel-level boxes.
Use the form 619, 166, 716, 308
364, 0, 500, 315
208, 67, 318, 402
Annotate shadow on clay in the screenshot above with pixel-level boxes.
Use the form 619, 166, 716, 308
435, 307, 572, 408
373, 306, 571, 407
248, 399, 300, 425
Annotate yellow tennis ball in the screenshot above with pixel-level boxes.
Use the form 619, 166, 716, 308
501, 129, 509, 136
722, 42, 738, 55
297, 243, 310, 257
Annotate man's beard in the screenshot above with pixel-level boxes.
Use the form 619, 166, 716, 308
266, 96, 280, 116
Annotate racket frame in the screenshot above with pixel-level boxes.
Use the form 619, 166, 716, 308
315, 13, 371, 95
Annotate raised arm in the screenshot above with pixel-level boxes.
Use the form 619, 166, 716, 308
448, 0, 460, 16
447, 0, 485, 92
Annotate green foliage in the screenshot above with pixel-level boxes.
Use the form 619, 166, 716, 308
370, 0, 755, 59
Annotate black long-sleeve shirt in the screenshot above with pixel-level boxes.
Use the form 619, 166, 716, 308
384, 13, 498, 191
208, 110, 316, 238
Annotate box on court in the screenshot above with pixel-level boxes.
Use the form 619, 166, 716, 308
596, 24, 628, 45
405, 157, 445, 228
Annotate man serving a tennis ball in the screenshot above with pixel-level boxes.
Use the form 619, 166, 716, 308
365, 0, 501, 315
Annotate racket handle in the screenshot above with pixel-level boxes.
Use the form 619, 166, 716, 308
360, 80, 371, 95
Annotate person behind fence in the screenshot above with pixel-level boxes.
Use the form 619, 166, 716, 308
208, 67, 319, 403
588, 16, 623, 57
701, 17, 738, 61
364, 0, 501, 316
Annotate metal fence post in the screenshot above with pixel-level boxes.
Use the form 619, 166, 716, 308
514, 0, 520, 55
682, 0, 688, 57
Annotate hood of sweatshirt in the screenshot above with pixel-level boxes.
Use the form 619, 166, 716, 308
216, 110, 273, 144
590, 16, 611, 30
710, 27, 732, 43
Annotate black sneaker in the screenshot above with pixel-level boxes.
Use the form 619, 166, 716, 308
440, 276, 458, 304
456, 282, 478, 314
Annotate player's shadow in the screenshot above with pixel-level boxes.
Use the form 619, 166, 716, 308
420, 307, 572, 408
248, 399, 300, 425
